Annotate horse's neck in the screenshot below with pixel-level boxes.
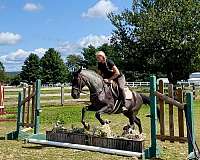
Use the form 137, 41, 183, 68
87, 78, 104, 94
83, 73, 104, 94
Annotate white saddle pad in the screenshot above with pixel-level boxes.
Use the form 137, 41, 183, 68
124, 87, 133, 100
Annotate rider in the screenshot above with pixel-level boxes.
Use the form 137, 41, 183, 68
96, 51, 127, 111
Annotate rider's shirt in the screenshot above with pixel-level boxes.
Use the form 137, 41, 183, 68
98, 59, 115, 79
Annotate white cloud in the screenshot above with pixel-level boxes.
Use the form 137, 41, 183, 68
57, 41, 81, 55
56, 34, 110, 55
6, 49, 29, 62
0, 48, 47, 71
79, 34, 110, 48
23, 3, 42, 12
0, 32, 22, 45
82, 0, 118, 18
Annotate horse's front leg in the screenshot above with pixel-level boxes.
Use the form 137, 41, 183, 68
81, 106, 90, 130
95, 105, 112, 125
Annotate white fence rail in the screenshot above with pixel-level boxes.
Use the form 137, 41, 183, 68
126, 82, 150, 87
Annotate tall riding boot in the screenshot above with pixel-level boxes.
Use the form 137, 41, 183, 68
121, 91, 128, 112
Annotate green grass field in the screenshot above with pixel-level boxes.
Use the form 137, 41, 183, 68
0, 87, 199, 160
0, 103, 199, 160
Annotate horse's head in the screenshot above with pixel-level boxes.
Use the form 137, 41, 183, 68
71, 67, 86, 99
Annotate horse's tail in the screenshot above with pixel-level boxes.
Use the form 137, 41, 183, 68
140, 93, 150, 105
140, 93, 160, 122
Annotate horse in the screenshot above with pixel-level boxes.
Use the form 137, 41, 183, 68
71, 67, 160, 133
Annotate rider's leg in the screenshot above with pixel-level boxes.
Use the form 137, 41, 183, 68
117, 75, 127, 110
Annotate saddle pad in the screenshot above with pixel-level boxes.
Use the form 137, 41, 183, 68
124, 87, 133, 100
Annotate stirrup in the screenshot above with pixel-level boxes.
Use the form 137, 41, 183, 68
122, 106, 128, 112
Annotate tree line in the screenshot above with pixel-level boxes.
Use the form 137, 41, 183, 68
1, 0, 200, 85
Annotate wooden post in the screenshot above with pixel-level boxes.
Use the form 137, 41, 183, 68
176, 88, 185, 143
61, 85, 64, 106
34, 80, 41, 134
16, 92, 23, 137
26, 85, 31, 126
31, 83, 35, 126
158, 80, 165, 141
168, 84, 174, 142
192, 84, 195, 100
0, 85, 4, 114
22, 87, 26, 126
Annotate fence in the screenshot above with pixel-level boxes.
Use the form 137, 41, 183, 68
126, 82, 150, 87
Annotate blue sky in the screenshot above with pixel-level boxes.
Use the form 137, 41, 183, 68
0, 0, 131, 71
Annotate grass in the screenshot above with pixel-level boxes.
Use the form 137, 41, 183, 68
0, 86, 200, 160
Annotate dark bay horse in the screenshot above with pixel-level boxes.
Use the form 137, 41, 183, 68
71, 68, 159, 133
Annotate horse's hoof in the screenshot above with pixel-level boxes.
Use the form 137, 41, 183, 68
123, 124, 131, 130
135, 135, 139, 139
104, 120, 111, 124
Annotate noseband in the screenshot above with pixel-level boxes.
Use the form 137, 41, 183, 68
72, 74, 86, 94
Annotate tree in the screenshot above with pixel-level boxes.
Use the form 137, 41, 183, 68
10, 74, 21, 86
66, 54, 83, 72
109, 0, 200, 83
40, 48, 68, 84
82, 45, 97, 70
0, 61, 6, 82
20, 53, 41, 84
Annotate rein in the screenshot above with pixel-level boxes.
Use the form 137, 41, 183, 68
72, 74, 103, 96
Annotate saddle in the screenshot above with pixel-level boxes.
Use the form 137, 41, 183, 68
110, 82, 133, 100
107, 82, 134, 114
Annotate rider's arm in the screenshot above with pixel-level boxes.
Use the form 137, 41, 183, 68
98, 70, 103, 77
108, 65, 120, 81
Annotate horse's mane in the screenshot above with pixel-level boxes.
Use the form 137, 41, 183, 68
81, 69, 103, 80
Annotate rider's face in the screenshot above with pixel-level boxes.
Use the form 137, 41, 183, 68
96, 55, 105, 63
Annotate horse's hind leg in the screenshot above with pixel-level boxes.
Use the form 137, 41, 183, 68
81, 106, 90, 130
123, 112, 143, 133
133, 116, 142, 133
123, 111, 135, 130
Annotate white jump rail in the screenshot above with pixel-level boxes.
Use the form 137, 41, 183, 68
28, 138, 144, 158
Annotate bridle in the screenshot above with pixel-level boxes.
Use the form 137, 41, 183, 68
72, 74, 88, 95
72, 73, 104, 96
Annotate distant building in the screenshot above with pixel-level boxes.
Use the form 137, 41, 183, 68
188, 72, 200, 85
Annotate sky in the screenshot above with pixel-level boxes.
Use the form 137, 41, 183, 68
0, 0, 131, 72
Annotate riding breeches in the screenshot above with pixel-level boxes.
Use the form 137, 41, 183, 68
116, 74, 126, 105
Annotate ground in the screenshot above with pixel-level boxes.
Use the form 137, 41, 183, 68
0, 87, 199, 160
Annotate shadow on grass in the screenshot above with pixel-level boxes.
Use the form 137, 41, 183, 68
22, 145, 46, 149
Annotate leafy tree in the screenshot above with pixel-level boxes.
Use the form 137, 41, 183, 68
20, 53, 41, 84
82, 45, 97, 70
0, 61, 6, 82
66, 54, 83, 72
10, 74, 21, 86
40, 48, 68, 84
109, 0, 200, 83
